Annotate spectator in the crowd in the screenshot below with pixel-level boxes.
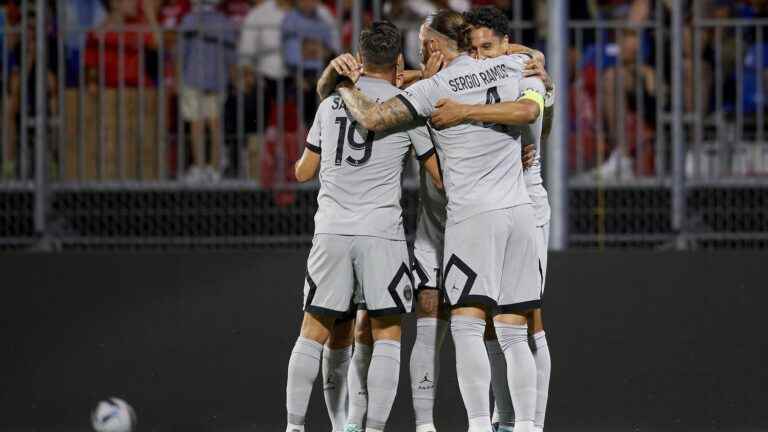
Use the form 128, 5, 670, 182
158, 0, 190, 27
4, 6, 58, 180
1, 0, 22, 178
239, 0, 290, 106
83, 0, 159, 180
218, 0, 260, 25
179, 0, 236, 183
281, 0, 339, 124
384, 0, 422, 67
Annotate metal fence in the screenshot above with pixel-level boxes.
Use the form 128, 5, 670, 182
1, 0, 767, 251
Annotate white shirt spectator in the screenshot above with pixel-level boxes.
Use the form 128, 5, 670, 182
239, 0, 338, 80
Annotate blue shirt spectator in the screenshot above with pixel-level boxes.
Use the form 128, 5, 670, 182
180, 3, 236, 93
62, 0, 106, 87
281, 0, 339, 72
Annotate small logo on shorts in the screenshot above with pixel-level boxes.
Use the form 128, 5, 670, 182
417, 373, 435, 390
404, 285, 413, 302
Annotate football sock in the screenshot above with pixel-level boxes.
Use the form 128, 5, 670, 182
487, 338, 515, 428
286, 336, 323, 427
346, 342, 372, 427
531, 331, 551, 431
322, 345, 352, 432
451, 315, 492, 431
495, 322, 536, 432
365, 340, 401, 431
410, 317, 449, 427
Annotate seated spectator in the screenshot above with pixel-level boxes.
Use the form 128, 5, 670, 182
179, 0, 236, 183
281, 0, 339, 125
82, 0, 159, 180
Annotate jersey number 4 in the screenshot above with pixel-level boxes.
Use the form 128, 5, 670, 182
334, 117, 374, 167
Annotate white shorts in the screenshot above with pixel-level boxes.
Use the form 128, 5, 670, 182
181, 86, 224, 121
443, 206, 542, 313
412, 239, 442, 292
537, 222, 550, 295
304, 234, 414, 317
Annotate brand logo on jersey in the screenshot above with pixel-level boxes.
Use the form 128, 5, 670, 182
404, 285, 413, 302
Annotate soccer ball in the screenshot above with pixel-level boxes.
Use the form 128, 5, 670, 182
91, 398, 136, 432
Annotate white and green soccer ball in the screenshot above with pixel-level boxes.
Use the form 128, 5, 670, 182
91, 398, 136, 432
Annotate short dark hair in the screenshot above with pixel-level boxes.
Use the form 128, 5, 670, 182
463, 6, 510, 39
359, 21, 402, 70
426, 10, 473, 52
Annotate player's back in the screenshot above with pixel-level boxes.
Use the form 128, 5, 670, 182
402, 54, 532, 226
310, 76, 432, 240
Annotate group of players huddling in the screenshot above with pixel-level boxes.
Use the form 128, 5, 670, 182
285, 6, 556, 432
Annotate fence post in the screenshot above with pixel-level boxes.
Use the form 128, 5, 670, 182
671, 0, 686, 249
34, 0, 49, 247
546, 0, 568, 250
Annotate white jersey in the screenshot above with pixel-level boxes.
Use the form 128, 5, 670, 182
307, 76, 436, 240
400, 53, 532, 227
518, 76, 551, 227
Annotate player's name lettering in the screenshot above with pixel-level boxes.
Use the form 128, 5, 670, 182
448, 64, 510, 93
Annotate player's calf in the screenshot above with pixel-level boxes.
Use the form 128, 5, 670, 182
485, 318, 515, 432
495, 311, 538, 432
527, 309, 550, 432
324, 317, 355, 432
347, 309, 373, 431
410, 289, 449, 432
364, 315, 403, 432
286, 312, 337, 432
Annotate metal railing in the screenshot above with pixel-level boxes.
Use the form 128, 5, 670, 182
1, 0, 766, 251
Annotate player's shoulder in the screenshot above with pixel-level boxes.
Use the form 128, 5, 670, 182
316, 93, 346, 117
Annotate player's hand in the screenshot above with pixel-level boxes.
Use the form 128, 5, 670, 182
431, 98, 468, 129
330, 53, 362, 83
400, 69, 423, 88
422, 52, 445, 79
524, 58, 553, 92
522, 143, 536, 170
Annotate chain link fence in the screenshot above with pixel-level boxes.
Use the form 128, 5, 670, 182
1, 0, 766, 251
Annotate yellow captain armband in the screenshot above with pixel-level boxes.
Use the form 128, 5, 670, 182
519, 89, 545, 116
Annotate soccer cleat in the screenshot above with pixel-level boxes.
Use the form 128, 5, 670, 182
497, 426, 514, 432
343, 424, 364, 432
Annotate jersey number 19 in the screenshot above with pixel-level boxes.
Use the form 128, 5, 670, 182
334, 117, 374, 167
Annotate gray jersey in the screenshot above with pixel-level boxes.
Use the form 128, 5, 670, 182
400, 54, 532, 226
518, 76, 551, 227
307, 76, 435, 240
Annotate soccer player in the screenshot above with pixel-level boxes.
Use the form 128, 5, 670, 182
285, 21, 442, 432
333, 10, 544, 432
431, 7, 556, 432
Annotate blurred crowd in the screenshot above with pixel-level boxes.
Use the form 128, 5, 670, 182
0, 0, 767, 183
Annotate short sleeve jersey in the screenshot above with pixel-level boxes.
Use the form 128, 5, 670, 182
306, 76, 436, 240
518, 76, 551, 226
399, 53, 532, 226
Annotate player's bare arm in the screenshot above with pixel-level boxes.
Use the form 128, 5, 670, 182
422, 154, 444, 189
316, 53, 362, 99
336, 83, 415, 132
431, 98, 540, 129
294, 148, 321, 182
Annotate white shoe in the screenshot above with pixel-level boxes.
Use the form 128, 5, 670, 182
343, 424, 364, 432
416, 424, 437, 432
203, 166, 221, 183
286, 424, 305, 432
593, 149, 635, 180
184, 166, 204, 184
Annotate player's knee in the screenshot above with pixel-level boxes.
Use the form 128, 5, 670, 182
328, 318, 355, 349
354, 311, 373, 345
415, 289, 442, 318
527, 308, 545, 334
370, 315, 402, 342
494, 311, 528, 326
299, 312, 335, 344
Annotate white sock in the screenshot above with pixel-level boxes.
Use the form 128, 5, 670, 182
322, 345, 352, 432
494, 323, 536, 432
531, 331, 551, 431
487, 338, 515, 428
286, 337, 323, 427
410, 317, 448, 427
451, 315, 492, 430
346, 342, 372, 427
366, 340, 401, 431
285, 424, 304, 432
